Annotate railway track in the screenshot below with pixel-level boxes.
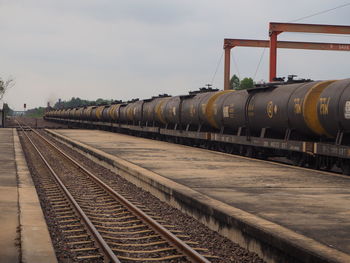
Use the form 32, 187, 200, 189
17, 121, 214, 262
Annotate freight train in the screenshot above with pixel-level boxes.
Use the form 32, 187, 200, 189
45, 78, 350, 174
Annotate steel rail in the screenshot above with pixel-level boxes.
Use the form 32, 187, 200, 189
16, 121, 121, 263
25, 125, 211, 263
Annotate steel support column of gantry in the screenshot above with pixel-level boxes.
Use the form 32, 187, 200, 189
269, 22, 350, 82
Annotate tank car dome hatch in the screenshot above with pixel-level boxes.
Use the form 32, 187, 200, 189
188, 87, 219, 95
153, 94, 171, 98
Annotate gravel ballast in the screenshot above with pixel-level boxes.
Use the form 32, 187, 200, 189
20, 128, 265, 262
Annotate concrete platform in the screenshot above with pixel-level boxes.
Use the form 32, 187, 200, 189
48, 129, 350, 263
0, 128, 57, 263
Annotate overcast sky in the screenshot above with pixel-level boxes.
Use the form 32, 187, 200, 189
1, 0, 349, 110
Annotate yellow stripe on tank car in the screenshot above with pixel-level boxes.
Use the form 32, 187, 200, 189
155, 97, 171, 124
96, 106, 105, 120
302, 80, 336, 137
109, 104, 123, 120
126, 105, 134, 120
205, 90, 234, 129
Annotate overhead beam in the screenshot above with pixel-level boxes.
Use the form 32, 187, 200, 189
224, 38, 350, 51
269, 22, 350, 81
270, 22, 350, 35
223, 38, 350, 90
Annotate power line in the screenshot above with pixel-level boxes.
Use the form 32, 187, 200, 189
288, 2, 350, 22
253, 48, 266, 81
285, 32, 350, 38
231, 52, 241, 78
252, 3, 350, 80
210, 50, 224, 85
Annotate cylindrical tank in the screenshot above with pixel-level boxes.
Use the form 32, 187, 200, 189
154, 97, 171, 125
125, 100, 143, 123
199, 90, 234, 129
247, 80, 335, 136
209, 90, 249, 131
132, 100, 144, 123
248, 85, 298, 134
58, 110, 63, 118
71, 108, 78, 119
76, 107, 84, 120
68, 109, 73, 118
70, 108, 77, 119
163, 96, 181, 126
119, 104, 129, 123
180, 91, 216, 128
288, 80, 335, 136
91, 106, 99, 121
95, 105, 105, 121
59, 109, 64, 118
82, 106, 94, 120
108, 104, 123, 121
143, 98, 161, 124
317, 78, 350, 137
64, 109, 71, 119
142, 96, 170, 125
66, 109, 71, 118
101, 105, 110, 121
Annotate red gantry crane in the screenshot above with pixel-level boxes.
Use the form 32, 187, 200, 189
223, 22, 350, 90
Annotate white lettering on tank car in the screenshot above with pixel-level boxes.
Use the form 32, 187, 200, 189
223, 106, 229, 118
344, 101, 350, 119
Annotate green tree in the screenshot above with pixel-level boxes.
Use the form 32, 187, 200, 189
0, 77, 14, 100
53, 97, 114, 109
239, 77, 254, 90
25, 107, 45, 118
230, 74, 240, 90
3, 103, 13, 116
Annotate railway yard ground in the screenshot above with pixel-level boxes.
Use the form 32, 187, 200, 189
5, 116, 68, 129
1, 117, 350, 262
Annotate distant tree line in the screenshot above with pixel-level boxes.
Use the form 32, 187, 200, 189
22, 98, 114, 118
25, 107, 46, 118
230, 75, 254, 90
54, 97, 114, 109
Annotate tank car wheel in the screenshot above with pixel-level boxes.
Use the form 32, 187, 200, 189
217, 142, 225, 152
256, 150, 267, 160
224, 144, 234, 154
341, 160, 350, 175
324, 159, 333, 171
208, 142, 216, 150
180, 138, 187, 145
308, 156, 320, 170
238, 145, 245, 156
291, 153, 305, 167
245, 146, 253, 157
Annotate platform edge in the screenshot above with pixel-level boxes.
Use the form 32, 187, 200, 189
14, 129, 57, 263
